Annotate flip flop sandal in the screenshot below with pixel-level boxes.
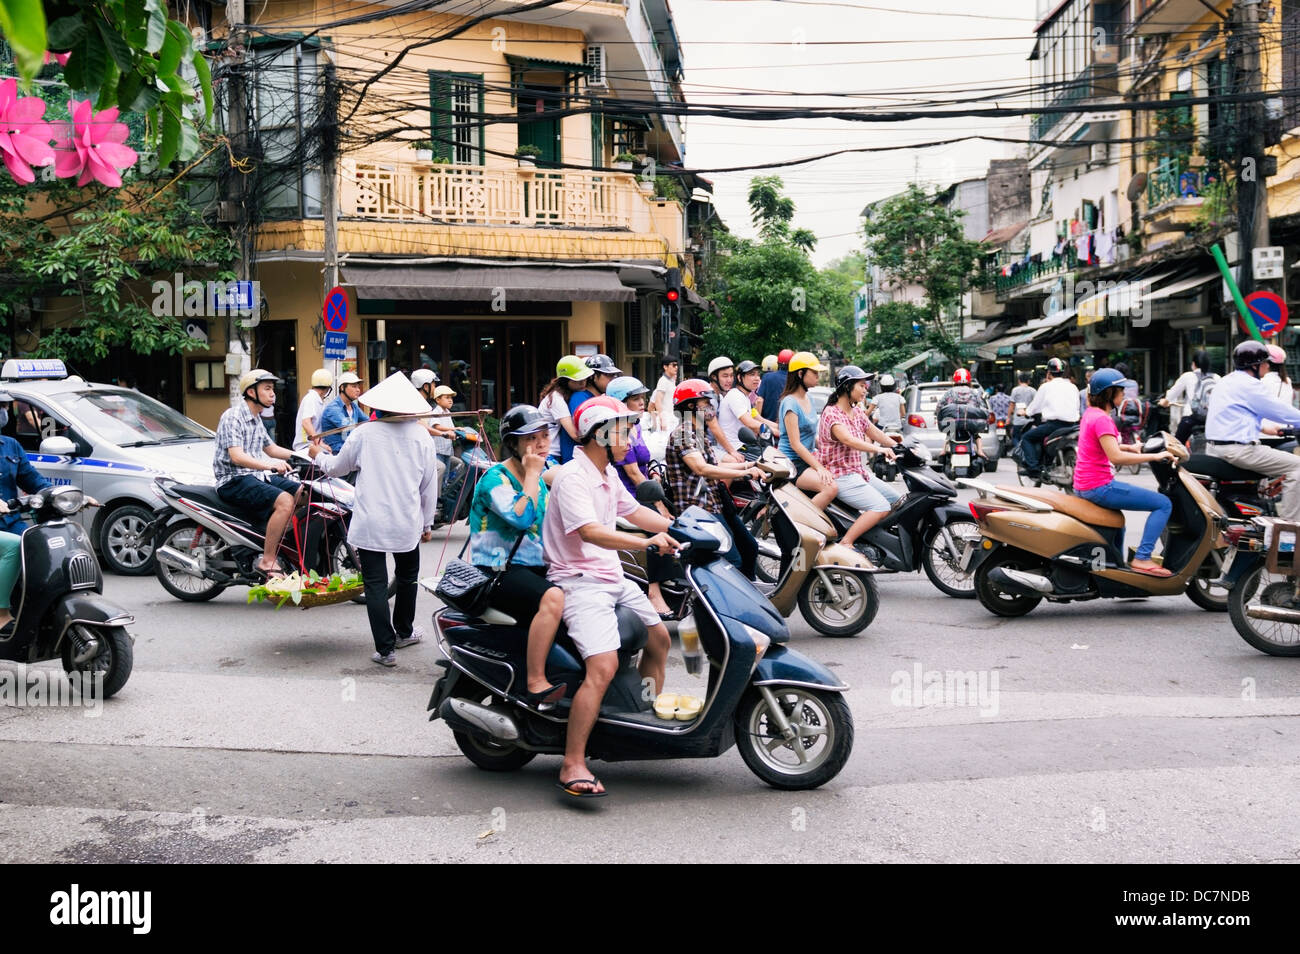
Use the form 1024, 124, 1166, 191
557, 778, 607, 798
1130, 564, 1173, 577
524, 683, 566, 711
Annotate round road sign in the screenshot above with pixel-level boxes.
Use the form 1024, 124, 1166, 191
323, 286, 349, 332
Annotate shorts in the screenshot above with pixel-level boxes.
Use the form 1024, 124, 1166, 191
552, 576, 660, 659
482, 564, 558, 623
834, 472, 891, 513
216, 474, 299, 522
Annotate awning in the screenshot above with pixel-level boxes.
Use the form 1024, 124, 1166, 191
504, 55, 592, 74
976, 329, 1039, 360
1073, 271, 1175, 327
964, 321, 1009, 345
895, 349, 937, 372
1138, 272, 1217, 303
342, 264, 635, 302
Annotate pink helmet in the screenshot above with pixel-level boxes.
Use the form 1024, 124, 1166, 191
1267, 344, 1287, 366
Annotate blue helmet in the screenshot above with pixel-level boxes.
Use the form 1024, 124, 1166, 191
606, 376, 648, 402
1089, 367, 1131, 395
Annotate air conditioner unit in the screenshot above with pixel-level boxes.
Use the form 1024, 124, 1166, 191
626, 298, 653, 356
1089, 143, 1109, 165
585, 46, 607, 88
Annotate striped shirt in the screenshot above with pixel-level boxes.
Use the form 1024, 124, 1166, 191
213, 403, 274, 488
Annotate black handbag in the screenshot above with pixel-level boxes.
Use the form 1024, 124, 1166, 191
433, 531, 526, 617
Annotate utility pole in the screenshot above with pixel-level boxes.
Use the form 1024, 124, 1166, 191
1232, 0, 1271, 306
321, 58, 341, 386
225, 0, 251, 402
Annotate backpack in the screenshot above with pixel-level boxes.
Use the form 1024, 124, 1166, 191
1189, 371, 1216, 416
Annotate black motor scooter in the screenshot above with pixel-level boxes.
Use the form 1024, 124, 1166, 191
1, 487, 135, 698
426, 505, 854, 790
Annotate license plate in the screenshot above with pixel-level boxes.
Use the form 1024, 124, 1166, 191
996, 427, 1006, 436
953, 454, 971, 468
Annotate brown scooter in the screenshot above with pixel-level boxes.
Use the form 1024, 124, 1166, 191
962, 433, 1228, 617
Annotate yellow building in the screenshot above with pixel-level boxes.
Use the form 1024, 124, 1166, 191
182, 0, 708, 430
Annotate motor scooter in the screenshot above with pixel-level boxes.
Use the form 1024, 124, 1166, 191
437, 427, 492, 525
425, 505, 854, 790
963, 433, 1228, 617
1218, 516, 1300, 655
0, 485, 135, 698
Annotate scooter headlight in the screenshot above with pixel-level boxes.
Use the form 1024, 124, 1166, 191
50, 487, 85, 514
701, 518, 732, 552
741, 623, 771, 659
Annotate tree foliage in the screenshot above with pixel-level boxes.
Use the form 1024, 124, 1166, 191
861, 184, 983, 362
0, 173, 237, 361
853, 300, 932, 373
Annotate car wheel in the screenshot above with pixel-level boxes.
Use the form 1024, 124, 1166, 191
98, 504, 157, 575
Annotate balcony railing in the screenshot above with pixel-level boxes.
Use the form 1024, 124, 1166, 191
338, 159, 652, 230
989, 248, 1078, 298
1031, 65, 1120, 141
1146, 157, 1218, 208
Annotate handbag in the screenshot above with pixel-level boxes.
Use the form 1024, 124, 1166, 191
433, 529, 527, 617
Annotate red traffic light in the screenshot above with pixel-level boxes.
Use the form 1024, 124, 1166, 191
666, 289, 679, 302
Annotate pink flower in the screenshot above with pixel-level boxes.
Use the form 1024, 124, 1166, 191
0, 77, 55, 185
43, 51, 71, 67
53, 99, 138, 187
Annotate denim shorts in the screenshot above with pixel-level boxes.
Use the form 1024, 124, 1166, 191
217, 474, 299, 522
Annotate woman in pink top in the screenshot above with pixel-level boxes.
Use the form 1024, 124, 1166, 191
1074, 368, 1178, 576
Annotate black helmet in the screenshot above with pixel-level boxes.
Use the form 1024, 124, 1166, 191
1234, 340, 1270, 371
499, 404, 550, 459
735, 359, 760, 376
584, 353, 622, 375
835, 364, 868, 394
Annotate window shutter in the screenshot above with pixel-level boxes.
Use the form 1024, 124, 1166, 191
429, 71, 452, 160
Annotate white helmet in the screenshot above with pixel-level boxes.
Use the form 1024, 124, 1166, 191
707, 356, 734, 377
879, 373, 896, 388
337, 371, 362, 386
411, 368, 438, 390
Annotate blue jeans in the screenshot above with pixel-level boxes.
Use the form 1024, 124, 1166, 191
1021, 419, 1073, 472
1077, 479, 1172, 561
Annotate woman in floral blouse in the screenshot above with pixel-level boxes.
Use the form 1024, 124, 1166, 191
817, 366, 896, 551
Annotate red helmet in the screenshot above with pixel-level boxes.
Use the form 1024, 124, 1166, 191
953, 368, 972, 385
673, 378, 715, 409
574, 395, 637, 443
777, 349, 795, 365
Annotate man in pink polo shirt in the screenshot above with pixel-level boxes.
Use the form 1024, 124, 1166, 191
544, 395, 678, 798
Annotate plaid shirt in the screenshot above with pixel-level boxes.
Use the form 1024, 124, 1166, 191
817, 404, 869, 478
665, 422, 722, 513
213, 403, 273, 487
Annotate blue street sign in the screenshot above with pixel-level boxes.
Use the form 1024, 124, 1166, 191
324, 331, 348, 359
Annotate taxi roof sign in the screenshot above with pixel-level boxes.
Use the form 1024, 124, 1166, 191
1, 358, 68, 380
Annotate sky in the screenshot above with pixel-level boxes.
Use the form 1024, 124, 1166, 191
669, 0, 1044, 266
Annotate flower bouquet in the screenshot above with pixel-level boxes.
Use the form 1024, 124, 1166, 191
248, 570, 364, 609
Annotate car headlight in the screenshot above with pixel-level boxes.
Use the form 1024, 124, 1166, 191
50, 488, 84, 514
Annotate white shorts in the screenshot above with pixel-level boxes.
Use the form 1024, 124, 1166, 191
554, 577, 660, 659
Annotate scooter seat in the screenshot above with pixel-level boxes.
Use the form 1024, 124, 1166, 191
1185, 454, 1263, 483
169, 483, 229, 510
997, 485, 1125, 529
553, 603, 649, 663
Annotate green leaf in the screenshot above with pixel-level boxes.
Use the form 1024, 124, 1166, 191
96, 59, 120, 109
308, 570, 320, 582
118, 70, 160, 113
178, 117, 199, 161
123, 0, 147, 47
158, 91, 181, 167
47, 15, 87, 51
0, 0, 48, 85
75, 26, 110, 98
290, 590, 302, 606
96, 18, 134, 71
143, 0, 166, 53
158, 19, 187, 77
192, 50, 213, 121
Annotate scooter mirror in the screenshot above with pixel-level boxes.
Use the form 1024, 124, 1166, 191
635, 480, 667, 506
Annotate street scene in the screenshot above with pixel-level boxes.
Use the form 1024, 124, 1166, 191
0, 0, 1299, 887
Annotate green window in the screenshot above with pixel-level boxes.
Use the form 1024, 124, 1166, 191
429, 71, 485, 165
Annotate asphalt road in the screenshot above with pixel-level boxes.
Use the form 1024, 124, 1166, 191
3, 467, 1299, 863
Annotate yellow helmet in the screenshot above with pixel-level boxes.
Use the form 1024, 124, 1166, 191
310, 368, 333, 388
787, 351, 827, 374
761, 354, 778, 372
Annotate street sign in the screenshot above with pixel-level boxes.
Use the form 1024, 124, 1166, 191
1240, 291, 1289, 339
324, 330, 348, 359
323, 286, 349, 332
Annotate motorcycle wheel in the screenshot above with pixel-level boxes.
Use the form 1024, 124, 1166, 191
922, 519, 981, 599
1185, 551, 1229, 612
1227, 565, 1300, 656
330, 539, 369, 604
746, 508, 783, 585
973, 549, 1044, 618
154, 522, 228, 602
450, 687, 538, 770
61, 624, 133, 700
797, 570, 878, 637
734, 687, 853, 790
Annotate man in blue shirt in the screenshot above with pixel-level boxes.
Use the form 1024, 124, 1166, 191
1207, 340, 1300, 522
756, 351, 788, 433
318, 371, 368, 454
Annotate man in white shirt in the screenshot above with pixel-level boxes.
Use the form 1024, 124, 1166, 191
1159, 350, 1213, 436
292, 368, 333, 452
646, 355, 679, 432
1020, 357, 1080, 477
1206, 340, 1300, 522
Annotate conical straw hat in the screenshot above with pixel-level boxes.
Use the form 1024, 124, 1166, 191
357, 372, 433, 416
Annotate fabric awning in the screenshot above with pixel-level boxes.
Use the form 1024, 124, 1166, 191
504, 55, 592, 74
342, 264, 635, 302
895, 349, 937, 372
1074, 271, 1175, 327
1138, 272, 1217, 303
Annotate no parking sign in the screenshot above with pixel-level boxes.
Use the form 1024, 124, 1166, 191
1239, 290, 1289, 339
323, 286, 349, 333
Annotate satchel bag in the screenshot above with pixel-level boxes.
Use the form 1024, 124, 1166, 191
433, 528, 527, 617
